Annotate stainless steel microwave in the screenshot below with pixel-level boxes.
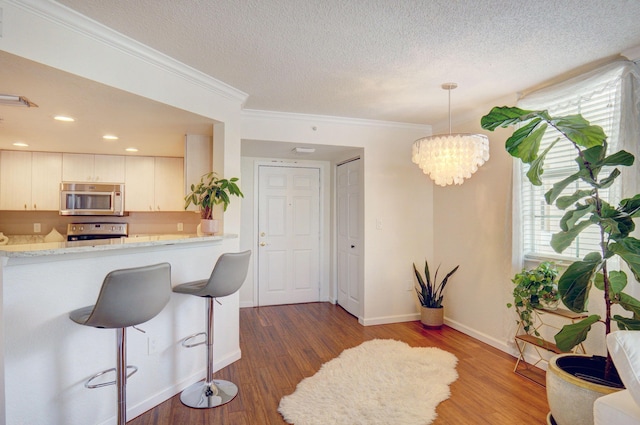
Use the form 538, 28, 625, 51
60, 182, 126, 216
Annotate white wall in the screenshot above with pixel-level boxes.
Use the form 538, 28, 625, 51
431, 96, 523, 355
240, 111, 434, 324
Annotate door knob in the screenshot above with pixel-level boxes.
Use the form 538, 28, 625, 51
260, 232, 266, 237
260, 242, 267, 247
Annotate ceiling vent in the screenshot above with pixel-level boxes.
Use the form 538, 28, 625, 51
0, 94, 38, 107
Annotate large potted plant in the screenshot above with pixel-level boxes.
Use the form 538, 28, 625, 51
184, 172, 243, 234
413, 260, 459, 328
509, 261, 560, 337
482, 106, 640, 425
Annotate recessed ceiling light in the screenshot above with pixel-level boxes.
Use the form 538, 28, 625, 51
103, 135, 119, 140
12, 142, 29, 147
54, 115, 75, 122
125, 147, 138, 152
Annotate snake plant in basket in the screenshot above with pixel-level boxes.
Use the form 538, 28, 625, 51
413, 260, 459, 328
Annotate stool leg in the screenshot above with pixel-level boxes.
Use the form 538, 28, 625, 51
116, 327, 127, 425
179, 297, 238, 408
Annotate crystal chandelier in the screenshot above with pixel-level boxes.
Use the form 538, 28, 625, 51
411, 83, 489, 186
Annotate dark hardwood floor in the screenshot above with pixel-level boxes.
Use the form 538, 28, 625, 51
129, 302, 548, 424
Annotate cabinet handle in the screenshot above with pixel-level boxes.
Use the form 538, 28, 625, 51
157, 206, 160, 211
24, 204, 27, 210
260, 242, 267, 247
149, 206, 153, 211
33, 204, 37, 210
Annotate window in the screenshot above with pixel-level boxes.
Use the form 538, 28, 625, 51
517, 63, 627, 261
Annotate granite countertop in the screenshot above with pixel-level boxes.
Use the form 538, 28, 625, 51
0, 234, 227, 258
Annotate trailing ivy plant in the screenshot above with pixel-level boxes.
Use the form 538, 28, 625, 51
481, 106, 640, 379
508, 261, 559, 336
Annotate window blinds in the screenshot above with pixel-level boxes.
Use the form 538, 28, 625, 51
517, 64, 624, 260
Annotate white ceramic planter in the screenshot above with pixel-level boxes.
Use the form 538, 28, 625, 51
200, 219, 219, 235
547, 354, 620, 425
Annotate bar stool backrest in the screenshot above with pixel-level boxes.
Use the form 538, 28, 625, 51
204, 251, 252, 298
83, 262, 172, 329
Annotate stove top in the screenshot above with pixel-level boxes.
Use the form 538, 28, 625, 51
67, 223, 128, 241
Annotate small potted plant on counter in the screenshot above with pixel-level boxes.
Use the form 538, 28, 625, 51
184, 172, 243, 234
413, 259, 459, 328
508, 261, 560, 337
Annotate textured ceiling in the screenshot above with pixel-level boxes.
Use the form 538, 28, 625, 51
3, 1, 640, 158
57, 0, 640, 126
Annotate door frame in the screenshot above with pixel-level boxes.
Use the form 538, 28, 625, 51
252, 159, 330, 306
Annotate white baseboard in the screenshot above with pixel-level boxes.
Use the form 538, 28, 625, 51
96, 349, 242, 425
359, 312, 420, 326
443, 317, 511, 353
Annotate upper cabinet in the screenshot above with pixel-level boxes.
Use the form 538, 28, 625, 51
0, 151, 62, 211
1, 150, 185, 213
125, 156, 184, 212
154, 157, 184, 211
62, 153, 125, 183
184, 135, 212, 212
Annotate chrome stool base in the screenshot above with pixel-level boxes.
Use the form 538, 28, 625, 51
180, 379, 238, 408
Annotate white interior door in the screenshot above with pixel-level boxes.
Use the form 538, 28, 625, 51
257, 165, 320, 306
337, 158, 361, 317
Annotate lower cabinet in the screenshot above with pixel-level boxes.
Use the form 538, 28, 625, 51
125, 156, 184, 211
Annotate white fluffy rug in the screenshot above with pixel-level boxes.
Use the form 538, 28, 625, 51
278, 339, 458, 425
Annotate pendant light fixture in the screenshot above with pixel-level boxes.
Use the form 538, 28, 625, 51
411, 83, 489, 186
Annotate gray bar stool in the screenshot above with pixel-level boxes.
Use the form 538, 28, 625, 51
69, 262, 172, 425
173, 250, 251, 408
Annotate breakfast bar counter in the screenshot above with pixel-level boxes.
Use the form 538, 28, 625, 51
0, 235, 242, 425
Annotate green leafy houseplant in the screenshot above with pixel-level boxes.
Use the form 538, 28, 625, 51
508, 261, 560, 336
413, 260, 460, 308
482, 106, 640, 379
184, 172, 244, 219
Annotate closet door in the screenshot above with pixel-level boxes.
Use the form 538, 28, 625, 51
337, 158, 362, 318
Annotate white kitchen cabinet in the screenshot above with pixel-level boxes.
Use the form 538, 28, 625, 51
31, 152, 63, 210
0, 151, 32, 210
62, 153, 125, 182
0, 151, 62, 211
184, 134, 212, 212
125, 156, 183, 211
125, 156, 155, 211
154, 157, 184, 211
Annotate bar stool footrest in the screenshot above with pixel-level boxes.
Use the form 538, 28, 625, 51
85, 365, 138, 389
181, 332, 207, 348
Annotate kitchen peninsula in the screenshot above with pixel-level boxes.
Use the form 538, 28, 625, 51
0, 234, 242, 425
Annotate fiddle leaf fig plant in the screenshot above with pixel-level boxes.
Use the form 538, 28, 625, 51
481, 106, 640, 379
184, 172, 243, 220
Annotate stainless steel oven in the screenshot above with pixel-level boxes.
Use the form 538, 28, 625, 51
60, 182, 125, 216
66, 222, 128, 241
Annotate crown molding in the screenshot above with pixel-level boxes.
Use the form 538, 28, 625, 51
7, 0, 248, 104
622, 44, 640, 62
241, 109, 431, 131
